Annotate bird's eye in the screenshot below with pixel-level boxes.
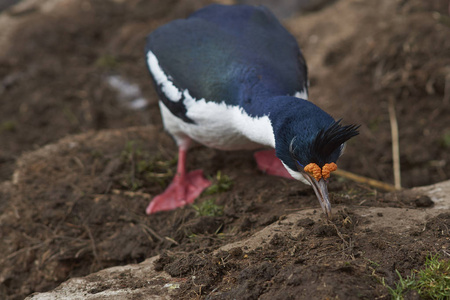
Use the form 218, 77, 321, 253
296, 160, 304, 168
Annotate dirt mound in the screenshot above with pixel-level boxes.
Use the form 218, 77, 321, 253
25, 206, 448, 299
0, 127, 444, 299
0, 125, 431, 300
1, 0, 450, 299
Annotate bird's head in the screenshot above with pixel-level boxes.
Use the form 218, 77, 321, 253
272, 100, 359, 218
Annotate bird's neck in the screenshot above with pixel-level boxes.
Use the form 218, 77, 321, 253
238, 95, 334, 168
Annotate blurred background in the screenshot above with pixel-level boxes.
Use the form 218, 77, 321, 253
0, 0, 449, 188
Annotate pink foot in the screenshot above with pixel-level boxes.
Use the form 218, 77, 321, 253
146, 169, 211, 214
254, 150, 293, 179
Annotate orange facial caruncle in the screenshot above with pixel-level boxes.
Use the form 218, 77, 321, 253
303, 163, 322, 181
322, 162, 337, 179
304, 162, 337, 181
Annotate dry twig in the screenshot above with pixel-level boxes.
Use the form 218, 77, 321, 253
388, 97, 402, 190
111, 189, 152, 199
84, 224, 101, 269
334, 169, 397, 192
139, 223, 163, 242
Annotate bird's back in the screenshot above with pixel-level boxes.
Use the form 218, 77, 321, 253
146, 4, 308, 109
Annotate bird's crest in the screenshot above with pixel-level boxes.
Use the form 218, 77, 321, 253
311, 120, 360, 166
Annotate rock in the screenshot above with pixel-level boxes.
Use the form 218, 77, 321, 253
414, 195, 434, 208
26, 256, 173, 300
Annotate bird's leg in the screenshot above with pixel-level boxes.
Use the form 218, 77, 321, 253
254, 149, 293, 179
146, 145, 211, 214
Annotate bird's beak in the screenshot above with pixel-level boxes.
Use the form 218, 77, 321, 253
301, 174, 332, 218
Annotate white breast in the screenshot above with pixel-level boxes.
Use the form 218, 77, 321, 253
159, 97, 275, 151
148, 50, 276, 150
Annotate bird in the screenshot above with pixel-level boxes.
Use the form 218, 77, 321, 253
144, 4, 359, 217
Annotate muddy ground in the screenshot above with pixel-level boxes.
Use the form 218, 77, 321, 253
0, 0, 449, 299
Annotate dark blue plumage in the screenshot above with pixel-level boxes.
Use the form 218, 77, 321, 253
144, 4, 359, 217
145, 4, 307, 112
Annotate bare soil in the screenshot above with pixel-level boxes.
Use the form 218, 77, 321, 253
0, 0, 449, 299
